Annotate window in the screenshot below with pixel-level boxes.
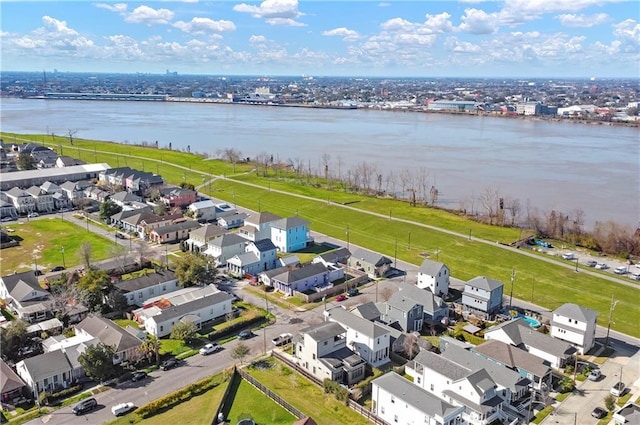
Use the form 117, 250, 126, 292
160, 325, 164, 332
394, 415, 398, 422
430, 384, 434, 391
381, 407, 385, 414
312, 354, 316, 360
391, 396, 395, 403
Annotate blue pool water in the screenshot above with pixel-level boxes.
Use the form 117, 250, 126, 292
517, 314, 541, 328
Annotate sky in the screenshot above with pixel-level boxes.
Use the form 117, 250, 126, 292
1, 0, 639, 78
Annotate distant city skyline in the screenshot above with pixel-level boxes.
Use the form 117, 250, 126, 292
1, 0, 639, 78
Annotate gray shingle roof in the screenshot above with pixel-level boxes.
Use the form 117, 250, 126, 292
553, 303, 599, 323
272, 263, 327, 284
252, 239, 277, 252
1, 271, 47, 302
18, 350, 72, 381
317, 248, 351, 264
300, 321, 346, 342
151, 291, 234, 322
271, 216, 309, 230
1, 359, 25, 393
188, 224, 227, 241
389, 282, 446, 315
466, 276, 504, 291
325, 307, 388, 339
349, 302, 381, 321
75, 314, 142, 353
114, 270, 177, 293
209, 233, 247, 248
414, 350, 470, 380
247, 211, 281, 225
418, 259, 446, 276
152, 220, 201, 236
350, 248, 392, 267
474, 339, 551, 378
373, 372, 462, 419
485, 318, 576, 358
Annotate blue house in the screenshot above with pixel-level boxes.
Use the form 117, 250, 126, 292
270, 216, 313, 253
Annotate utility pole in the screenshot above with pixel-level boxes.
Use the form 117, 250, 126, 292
605, 294, 619, 347
60, 246, 65, 268
394, 238, 398, 268
509, 268, 516, 308
346, 226, 350, 251
408, 231, 411, 250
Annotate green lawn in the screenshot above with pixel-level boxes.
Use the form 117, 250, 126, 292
0, 218, 116, 273
246, 359, 371, 425
225, 378, 296, 425
4, 132, 638, 337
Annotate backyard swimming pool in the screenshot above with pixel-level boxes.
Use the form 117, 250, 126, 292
517, 314, 541, 328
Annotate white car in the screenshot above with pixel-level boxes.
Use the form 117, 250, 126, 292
610, 382, 626, 397
561, 252, 575, 260
111, 402, 135, 416
614, 266, 628, 275
27, 212, 39, 218
629, 272, 640, 281
199, 343, 221, 355
595, 263, 609, 270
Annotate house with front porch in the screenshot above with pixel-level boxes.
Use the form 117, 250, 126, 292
148, 220, 201, 244
218, 212, 247, 230
4, 187, 35, 215
59, 181, 91, 207
1, 359, 26, 404
0, 199, 17, 219
0, 271, 52, 323
15, 350, 74, 399
323, 306, 391, 367
110, 191, 142, 209
203, 233, 247, 266
40, 181, 72, 210
114, 270, 180, 306
227, 239, 278, 277
417, 259, 450, 297
184, 224, 227, 253
264, 262, 330, 296
484, 318, 576, 369
270, 216, 313, 252
371, 372, 465, 425
381, 282, 449, 329
238, 211, 281, 242
74, 314, 143, 365
312, 248, 351, 268
550, 303, 598, 355
347, 248, 392, 279
187, 200, 217, 222
293, 321, 366, 386
25, 186, 55, 213
462, 276, 504, 316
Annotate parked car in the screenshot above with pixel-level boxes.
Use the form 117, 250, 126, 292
346, 288, 360, 297
27, 212, 39, 218
161, 358, 178, 371
588, 369, 601, 381
115, 232, 126, 239
585, 260, 597, 267
629, 272, 640, 281
614, 266, 628, 275
591, 407, 607, 419
610, 382, 626, 397
238, 329, 253, 340
111, 402, 135, 416
131, 371, 148, 382
595, 263, 609, 270
34, 269, 43, 276
272, 333, 293, 346
561, 252, 575, 260
50, 265, 65, 272
72, 398, 98, 415
335, 294, 347, 302
199, 343, 221, 355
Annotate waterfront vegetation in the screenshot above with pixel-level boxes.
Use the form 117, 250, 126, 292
2, 132, 639, 337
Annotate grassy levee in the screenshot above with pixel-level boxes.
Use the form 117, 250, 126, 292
3, 132, 639, 337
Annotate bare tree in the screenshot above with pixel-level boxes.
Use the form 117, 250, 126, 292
399, 169, 411, 201
505, 197, 522, 226
417, 167, 430, 204
380, 286, 394, 302
429, 186, 439, 206
217, 147, 242, 173
68, 129, 78, 146
78, 242, 93, 269
109, 244, 130, 274
385, 171, 397, 197
254, 152, 270, 177
403, 332, 420, 360
321, 153, 331, 183
135, 240, 151, 265
479, 187, 500, 225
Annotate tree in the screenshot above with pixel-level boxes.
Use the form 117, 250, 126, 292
105, 290, 129, 313
78, 343, 117, 382
179, 182, 195, 190
139, 335, 160, 365
403, 332, 420, 360
559, 376, 575, 393
77, 269, 112, 311
604, 394, 616, 411
170, 320, 197, 342
77, 242, 93, 269
153, 202, 167, 216
231, 342, 251, 365
99, 199, 122, 220
17, 153, 36, 171
173, 252, 215, 287
0, 320, 29, 362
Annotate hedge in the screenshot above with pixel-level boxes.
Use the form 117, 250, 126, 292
207, 316, 265, 341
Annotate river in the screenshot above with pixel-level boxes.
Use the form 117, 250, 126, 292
0, 98, 638, 228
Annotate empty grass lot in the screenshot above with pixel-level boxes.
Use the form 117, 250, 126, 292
246, 359, 371, 425
0, 218, 115, 273
4, 132, 638, 337
225, 378, 296, 425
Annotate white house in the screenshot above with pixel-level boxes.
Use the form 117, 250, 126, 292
186, 199, 217, 222
0, 271, 52, 323
134, 285, 234, 338
462, 276, 504, 315
270, 216, 313, 253
238, 211, 281, 242
184, 224, 227, 253
323, 306, 391, 367
218, 212, 247, 230
371, 372, 465, 425
41, 333, 100, 380
484, 318, 576, 369
293, 321, 366, 385
16, 350, 75, 398
25, 186, 55, 213
550, 303, 599, 355
203, 233, 247, 266
227, 239, 278, 277
4, 187, 35, 215
262, 263, 330, 295
114, 270, 180, 307
74, 315, 142, 365
417, 259, 450, 297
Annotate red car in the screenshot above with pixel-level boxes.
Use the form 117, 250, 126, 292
335, 294, 347, 302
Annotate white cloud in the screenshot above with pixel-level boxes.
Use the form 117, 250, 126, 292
459, 8, 500, 34
233, 0, 304, 26
499, 0, 618, 25
613, 19, 640, 47
322, 27, 360, 41
556, 13, 609, 28
41, 16, 78, 36
249, 35, 267, 43
173, 17, 236, 34
445, 37, 482, 53
124, 5, 174, 25
95, 3, 127, 13
378, 2, 391, 7
423, 12, 454, 33
380, 18, 415, 32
